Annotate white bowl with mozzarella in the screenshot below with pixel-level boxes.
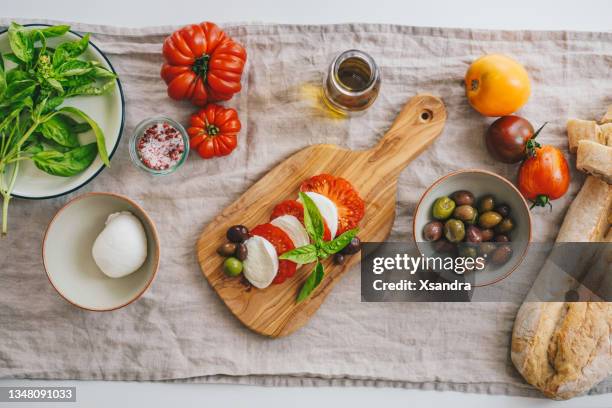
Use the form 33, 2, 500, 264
43, 192, 160, 311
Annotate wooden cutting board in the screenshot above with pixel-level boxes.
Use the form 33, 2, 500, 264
197, 94, 447, 337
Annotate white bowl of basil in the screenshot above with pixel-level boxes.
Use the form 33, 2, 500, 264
0, 23, 124, 232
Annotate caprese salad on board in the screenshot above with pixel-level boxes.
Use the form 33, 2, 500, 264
217, 174, 365, 302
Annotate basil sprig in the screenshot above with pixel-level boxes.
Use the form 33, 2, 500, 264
280, 192, 358, 303
0, 22, 116, 234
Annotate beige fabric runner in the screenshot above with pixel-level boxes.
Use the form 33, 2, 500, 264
0, 19, 610, 397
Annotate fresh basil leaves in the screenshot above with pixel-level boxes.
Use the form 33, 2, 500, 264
32, 143, 97, 177
0, 22, 116, 234
282, 192, 359, 303
296, 262, 324, 303
8, 22, 33, 65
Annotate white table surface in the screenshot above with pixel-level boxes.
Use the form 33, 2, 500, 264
2, 1, 611, 407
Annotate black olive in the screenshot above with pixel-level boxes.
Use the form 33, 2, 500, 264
491, 245, 513, 265
334, 253, 346, 265
465, 225, 483, 243
422, 221, 443, 242
451, 190, 475, 206
495, 204, 511, 218
341, 237, 362, 254
227, 225, 249, 243
494, 234, 511, 243
235, 243, 248, 261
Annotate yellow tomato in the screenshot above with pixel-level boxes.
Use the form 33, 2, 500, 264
465, 54, 531, 117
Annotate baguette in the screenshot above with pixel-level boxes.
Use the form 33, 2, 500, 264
576, 140, 612, 184
556, 176, 612, 242
511, 176, 612, 400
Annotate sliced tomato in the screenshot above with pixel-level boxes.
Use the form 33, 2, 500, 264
300, 174, 365, 235
270, 200, 331, 241
251, 223, 297, 284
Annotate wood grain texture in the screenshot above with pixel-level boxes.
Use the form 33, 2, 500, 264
196, 94, 447, 337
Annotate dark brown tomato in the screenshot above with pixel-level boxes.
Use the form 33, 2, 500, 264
485, 115, 534, 164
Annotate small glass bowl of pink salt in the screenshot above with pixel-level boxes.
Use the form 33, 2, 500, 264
129, 117, 189, 175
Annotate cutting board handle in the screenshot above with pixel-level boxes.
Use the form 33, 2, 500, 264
367, 94, 447, 176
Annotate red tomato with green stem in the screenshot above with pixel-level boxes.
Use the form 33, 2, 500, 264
187, 104, 241, 159
160, 22, 247, 106
518, 145, 570, 209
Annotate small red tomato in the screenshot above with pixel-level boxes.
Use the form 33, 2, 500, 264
518, 145, 570, 209
485, 116, 546, 163
187, 104, 241, 159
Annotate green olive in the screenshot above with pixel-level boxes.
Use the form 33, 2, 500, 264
444, 219, 465, 243
478, 211, 502, 229
458, 245, 477, 259
478, 195, 495, 213
453, 205, 477, 224
223, 257, 243, 277
432, 196, 456, 220
495, 218, 514, 234
478, 242, 497, 256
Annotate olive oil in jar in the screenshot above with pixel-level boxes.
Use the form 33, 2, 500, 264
337, 57, 372, 91
323, 50, 381, 115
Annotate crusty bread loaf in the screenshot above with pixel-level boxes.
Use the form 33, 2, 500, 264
576, 140, 612, 184
601, 123, 612, 146
567, 119, 603, 153
512, 303, 611, 400
556, 176, 612, 242
601, 105, 612, 124
511, 175, 612, 399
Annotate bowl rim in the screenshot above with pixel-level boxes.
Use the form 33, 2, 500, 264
412, 168, 532, 287
42, 192, 160, 311
2, 23, 126, 200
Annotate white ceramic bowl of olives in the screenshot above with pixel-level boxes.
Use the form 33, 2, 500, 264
413, 169, 532, 286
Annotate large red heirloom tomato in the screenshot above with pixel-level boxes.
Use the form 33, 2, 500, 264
187, 104, 241, 159
161, 22, 247, 106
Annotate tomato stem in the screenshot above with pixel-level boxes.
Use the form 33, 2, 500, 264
525, 122, 547, 157
207, 125, 220, 136
192, 54, 210, 79
470, 79, 479, 91
530, 194, 552, 211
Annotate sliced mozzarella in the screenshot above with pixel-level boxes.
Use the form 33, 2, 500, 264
243, 236, 279, 289
271, 215, 310, 247
299, 191, 339, 238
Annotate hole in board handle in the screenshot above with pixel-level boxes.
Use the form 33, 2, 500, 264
420, 109, 433, 122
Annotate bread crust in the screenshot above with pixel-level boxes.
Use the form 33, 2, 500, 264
511, 174, 612, 399
567, 119, 603, 153
576, 140, 612, 184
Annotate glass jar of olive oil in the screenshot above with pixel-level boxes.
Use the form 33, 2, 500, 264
322, 49, 381, 115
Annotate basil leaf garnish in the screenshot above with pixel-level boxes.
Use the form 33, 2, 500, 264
279, 244, 318, 264
297, 261, 324, 303
299, 191, 324, 243
322, 228, 359, 255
